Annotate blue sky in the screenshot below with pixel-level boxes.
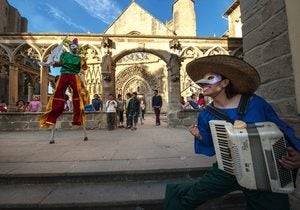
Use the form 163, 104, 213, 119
8, 0, 234, 37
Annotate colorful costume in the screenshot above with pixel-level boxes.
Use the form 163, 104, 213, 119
40, 39, 89, 128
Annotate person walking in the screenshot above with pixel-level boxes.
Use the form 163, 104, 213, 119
140, 97, 146, 125
127, 92, 140, 130
151, 90, 162, 126
125, 93, 132, 129
105, 94, 117, 130
116, 94, 125, 128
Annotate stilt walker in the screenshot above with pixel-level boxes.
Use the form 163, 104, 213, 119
39, 37, 89, 144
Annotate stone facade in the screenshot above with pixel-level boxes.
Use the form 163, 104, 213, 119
224, 1, 242, 38
0, 0, 243, 127
0, 0, 27, 33
105, 2, 171, 36
240, 0, 297, 116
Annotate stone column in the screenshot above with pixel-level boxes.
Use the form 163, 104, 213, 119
27, 83, 34, 102
40, 66, 48, 111
101, 52, 116, 101
8, 64, 18, 109
167, 53, 182, 127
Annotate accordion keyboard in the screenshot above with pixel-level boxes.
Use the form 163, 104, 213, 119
214, 124, 234, 175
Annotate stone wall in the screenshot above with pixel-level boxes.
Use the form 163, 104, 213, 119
0, 112, 108, 131
240, 0, 296, 116
0, 0, 27, 33
168, 109, 200, 128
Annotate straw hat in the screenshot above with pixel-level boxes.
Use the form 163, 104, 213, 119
186, 55, 260, 94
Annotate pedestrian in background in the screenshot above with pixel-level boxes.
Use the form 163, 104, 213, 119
127, 92, 140, 130
105, 94, 117, 130
151, 90, 162, 126
125, 93, 132, 129
116, 94, 125, 128
140, 97, 146, 125
92, 94, 102, 111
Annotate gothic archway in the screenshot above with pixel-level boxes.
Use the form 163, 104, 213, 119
0, 45, 10, 103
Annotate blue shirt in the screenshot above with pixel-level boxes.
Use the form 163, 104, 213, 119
92, 98, 102, 111
195, 95, 300, 156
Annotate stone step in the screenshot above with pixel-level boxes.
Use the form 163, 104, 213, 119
0, 166, 208, 184
0, 179, 246, 210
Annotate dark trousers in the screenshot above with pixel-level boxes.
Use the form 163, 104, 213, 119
118, 110, 124, 123
141, 110, 145, 120
164, 163, 289, 210
107, 112, 116, 130
126, 112, 131, 128
128, 112, 139, 126
154, 108, 160, 125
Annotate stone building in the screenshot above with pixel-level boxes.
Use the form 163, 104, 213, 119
240, 0, 300, 116
0, 0, 28, 33
100, 0, 234, 112
0, 0, 242, 119
224, 0, 242, 38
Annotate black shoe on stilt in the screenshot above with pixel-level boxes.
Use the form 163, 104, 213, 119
84, 137, 88, 141
49, 140, 55, 144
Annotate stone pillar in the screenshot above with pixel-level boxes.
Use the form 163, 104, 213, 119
8, 64, 18, 109
27, 83, 34, 102
240, 0, 297, 115
285, 0, 300, 114
101, 52, 116, 101
167, 53, 182, 127
40, 66, 48, 111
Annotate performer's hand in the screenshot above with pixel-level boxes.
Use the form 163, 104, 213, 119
279, 147, 300, 169
189, 124, 202, 139
233, 120, 247, 129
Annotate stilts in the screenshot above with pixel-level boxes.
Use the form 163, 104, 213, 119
82, 124, 88, 141
49, 124, 88, 144
49, 126, 55, 144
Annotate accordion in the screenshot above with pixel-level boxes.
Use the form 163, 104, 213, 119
209, 120, 294, 193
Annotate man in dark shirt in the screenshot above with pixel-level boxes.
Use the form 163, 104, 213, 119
127, 92, 140, 130
151, 90, 162, 126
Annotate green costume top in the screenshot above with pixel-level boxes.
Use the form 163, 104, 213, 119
60, 52, 81, 74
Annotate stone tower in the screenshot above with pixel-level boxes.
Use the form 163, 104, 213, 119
172, 0, 196, 36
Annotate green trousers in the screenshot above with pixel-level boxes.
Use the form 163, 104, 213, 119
164, 163, 290, 210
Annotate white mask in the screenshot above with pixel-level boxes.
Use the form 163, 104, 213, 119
195, 73, 222, 85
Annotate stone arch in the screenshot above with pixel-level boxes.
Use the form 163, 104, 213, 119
204, 46, 229, 56
81, 44, 102, 62
112, 48, 170, 65
116, 65, 160, 92
41, 43, 68, 62
180, 46, 203, 58
122, 75, 153, 111
0, 44, 10, 103
122, 75, 152, 95
12, 43, 42, 62
0, 43, 12, 61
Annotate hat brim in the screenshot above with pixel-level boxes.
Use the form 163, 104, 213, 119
186, 55, 260, 94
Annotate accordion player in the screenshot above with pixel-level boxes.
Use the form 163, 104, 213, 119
209, 120, 294, 194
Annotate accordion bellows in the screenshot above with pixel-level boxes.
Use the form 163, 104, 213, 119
209, 120, 294, 194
